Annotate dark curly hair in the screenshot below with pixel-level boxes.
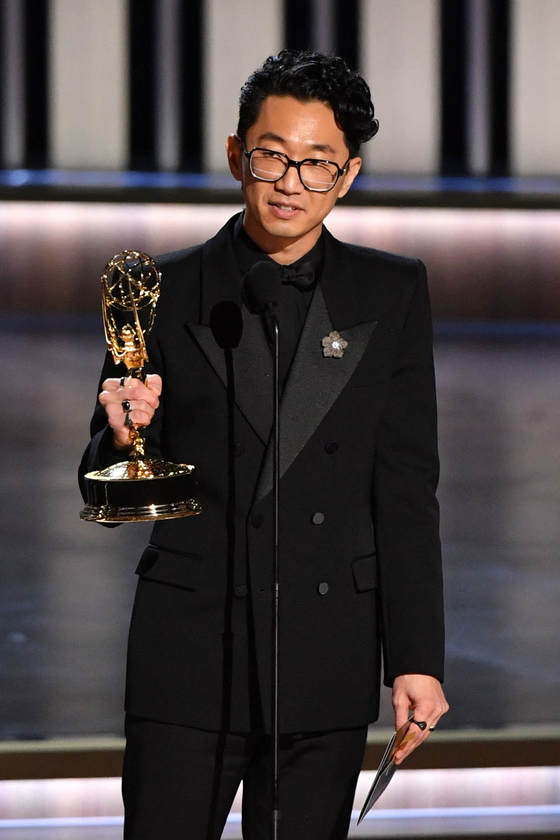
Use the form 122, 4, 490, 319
237, 50, 379, 158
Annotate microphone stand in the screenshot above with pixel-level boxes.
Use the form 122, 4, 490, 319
271, 312, 280, 840
240, 264, 282, 840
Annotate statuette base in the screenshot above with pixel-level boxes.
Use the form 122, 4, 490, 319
80, 460, 202, 523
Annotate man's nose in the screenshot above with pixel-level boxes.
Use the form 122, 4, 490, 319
275, 162, 304, 193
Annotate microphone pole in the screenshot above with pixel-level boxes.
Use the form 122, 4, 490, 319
271, 310, 280, 839
241, 262, 282, 840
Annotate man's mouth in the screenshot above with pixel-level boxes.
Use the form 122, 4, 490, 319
269, 202, 302, 217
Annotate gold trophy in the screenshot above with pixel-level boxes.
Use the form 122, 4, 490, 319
80, 251, 202, 523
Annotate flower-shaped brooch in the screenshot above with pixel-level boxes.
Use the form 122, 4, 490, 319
322, 330, 348, 358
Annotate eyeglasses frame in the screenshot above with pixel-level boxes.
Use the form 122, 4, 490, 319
243, 146, 351, 193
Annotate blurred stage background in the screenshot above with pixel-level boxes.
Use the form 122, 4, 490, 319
1, 1, 560, 838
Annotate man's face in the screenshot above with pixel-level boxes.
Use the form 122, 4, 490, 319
226, 95, 361, 261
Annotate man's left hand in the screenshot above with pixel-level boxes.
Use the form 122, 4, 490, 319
391, 674, 449, 765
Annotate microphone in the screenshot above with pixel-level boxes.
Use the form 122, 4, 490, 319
241, 261, 282, 314
209, 301, 243, 349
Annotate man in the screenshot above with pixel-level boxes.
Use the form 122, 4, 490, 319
80, 50, 448, 840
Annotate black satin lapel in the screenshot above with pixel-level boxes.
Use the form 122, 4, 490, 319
199, 213, 244, 323
185, 323, 227, 386
186, 310, 272, 446
183, 213, 273, 445
254, 285, 377, 503
184, 216, 240, 402
232, 308, 273, 444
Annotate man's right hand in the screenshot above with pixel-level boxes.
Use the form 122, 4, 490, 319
98, 374, 162, 451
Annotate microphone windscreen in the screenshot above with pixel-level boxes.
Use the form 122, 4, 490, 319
241, 261, 282, 314
210, 301, 243, 349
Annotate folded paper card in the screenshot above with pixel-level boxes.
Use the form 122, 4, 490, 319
357, 718, 417, 824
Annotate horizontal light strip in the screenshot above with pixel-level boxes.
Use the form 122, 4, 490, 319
1, 804, 560, 829
2, 168, 560, 196
358, 804, 560, 821
1, 768, 559, 820
0, 817, 124, 828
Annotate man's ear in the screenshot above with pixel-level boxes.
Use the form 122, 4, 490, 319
337, 157, 362, 199
226, 134, 243, 182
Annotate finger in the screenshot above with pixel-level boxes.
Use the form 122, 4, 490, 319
126, 410, 154, 427
112, 425, 135, 449
116, 409, 154, 428
394, 709, 442, 764
392, 725, 421, 765
118, 399, 155, 416
101, 377, 122, 392
392, 695, 411, 731
124, 381, 160, 406
104, 402, 155, 430
98, 392, 144, 415
394, 735, 420, 764
101, 383, 159, 410
145, 374, 163, 396
392, 712, 440, 765
415, 700, 448, 734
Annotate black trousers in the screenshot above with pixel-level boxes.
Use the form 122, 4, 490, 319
122, 715, 368, 840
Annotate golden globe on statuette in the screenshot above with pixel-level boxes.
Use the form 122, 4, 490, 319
80, 251, 203, 523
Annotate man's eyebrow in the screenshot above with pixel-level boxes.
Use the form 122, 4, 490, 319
257, 132, 286, 145
309, 143, 337, 155
257, 132, 337, 156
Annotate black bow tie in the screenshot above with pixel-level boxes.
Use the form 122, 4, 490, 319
280, 262, 316, 292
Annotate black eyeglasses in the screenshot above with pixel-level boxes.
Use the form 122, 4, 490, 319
244, 147, 350, 192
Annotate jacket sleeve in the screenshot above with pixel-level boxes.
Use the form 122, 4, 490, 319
373, 259, 445, 685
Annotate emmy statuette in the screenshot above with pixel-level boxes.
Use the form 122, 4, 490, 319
80, 251, 202, 523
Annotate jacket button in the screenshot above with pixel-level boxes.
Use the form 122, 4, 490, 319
312, 512, 325, 525
325, 441, 339, 454
234, 585, 248, 598
318, 582, 329, 595
251, 513, 264, 528
234, 443, 245, 457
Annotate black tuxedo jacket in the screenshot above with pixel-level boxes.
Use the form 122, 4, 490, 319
80, 214, 444, 734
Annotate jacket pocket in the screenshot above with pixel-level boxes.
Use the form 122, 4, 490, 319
135, 544, 204, 590
351, 553, 378, 592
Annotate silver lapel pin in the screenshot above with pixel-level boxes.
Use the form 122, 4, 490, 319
322, 331, 348, 358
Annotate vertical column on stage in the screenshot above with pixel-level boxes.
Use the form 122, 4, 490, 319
203, 0, 282, 174
49, 0, 129, 170
466, 0, 491, 176
155, 0, 180, 171
310, 0, 335, 55
359, 0, 440, 176
511, 0, 560, 176
1, 0, 25, 169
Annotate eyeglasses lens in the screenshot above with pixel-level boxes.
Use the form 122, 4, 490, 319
299, 162, 338, 189
250, 152, 286, 182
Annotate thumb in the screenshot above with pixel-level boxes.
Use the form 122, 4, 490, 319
146, 374, 163, 396
393, 693, 410, 730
